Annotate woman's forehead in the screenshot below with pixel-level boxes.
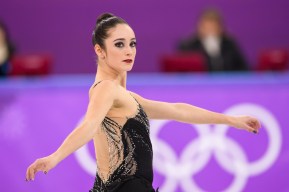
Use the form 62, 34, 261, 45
107, 24, 135, 40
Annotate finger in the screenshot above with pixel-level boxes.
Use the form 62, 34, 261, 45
27, 167, 32, 181
26, 165, 34, 181
250, 120, 259, 129
245, 125, 257, 134
252, 122, 261, 133
25, 167, 30, 181
37, 162, 48, 174
247, 120, 260, 132
29, 161, 40, 181
249, 124, 258, 133
251, 118, 261, 129
256, 120, 261, 129
250, 127, 258, 134
29, 165, 35, 181
248, 125, 258, 133
34, 160, 48, 177
26, 165, 31, 181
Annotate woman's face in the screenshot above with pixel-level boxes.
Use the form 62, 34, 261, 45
101, 24, 136, 72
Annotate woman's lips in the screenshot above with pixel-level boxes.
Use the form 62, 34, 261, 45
123, 59, 133, 63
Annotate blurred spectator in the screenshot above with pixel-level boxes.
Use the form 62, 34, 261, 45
178, 8, 248, 72
0, 20, 14, 77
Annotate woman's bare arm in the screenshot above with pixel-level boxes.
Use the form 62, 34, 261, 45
26, 80, 117, 181
131, 92, 261, 133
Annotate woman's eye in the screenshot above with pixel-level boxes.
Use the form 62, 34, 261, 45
130, 41, 137, 47
115, 42, 124, 48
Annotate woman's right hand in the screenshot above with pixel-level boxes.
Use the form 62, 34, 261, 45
25, 154, 58, 181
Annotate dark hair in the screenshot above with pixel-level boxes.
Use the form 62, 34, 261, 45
92, 13, 128, 49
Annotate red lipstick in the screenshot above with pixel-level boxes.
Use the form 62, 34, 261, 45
123, 59, 133, 63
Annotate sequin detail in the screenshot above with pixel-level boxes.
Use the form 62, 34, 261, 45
90, 90, 153, 192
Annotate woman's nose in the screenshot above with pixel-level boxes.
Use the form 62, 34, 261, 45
125, 47, 133, 56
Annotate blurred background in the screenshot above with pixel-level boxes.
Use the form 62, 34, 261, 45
0, 0, 289, 192
1, 0, 289, 74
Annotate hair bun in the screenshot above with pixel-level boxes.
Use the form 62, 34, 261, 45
92, 13, 127, 47
96, 13, 115, 25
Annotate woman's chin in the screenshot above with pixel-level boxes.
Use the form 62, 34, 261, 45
123, 65, 134, 72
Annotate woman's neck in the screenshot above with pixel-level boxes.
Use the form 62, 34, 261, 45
95, 66, 127, 88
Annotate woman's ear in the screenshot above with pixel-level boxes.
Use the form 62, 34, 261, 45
94, 44, 104, 59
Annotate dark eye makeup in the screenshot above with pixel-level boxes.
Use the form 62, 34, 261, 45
114, 41, 137, 48
115, 42, 124, 48
130, 41, 137, 47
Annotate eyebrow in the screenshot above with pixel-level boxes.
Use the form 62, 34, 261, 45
113, 38, 136, 42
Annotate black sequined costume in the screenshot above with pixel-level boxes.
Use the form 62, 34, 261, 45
89, 81, 157, 192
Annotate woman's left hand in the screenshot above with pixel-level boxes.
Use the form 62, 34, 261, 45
231, 115, 261, 134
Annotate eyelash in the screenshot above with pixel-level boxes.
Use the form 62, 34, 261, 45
115, 41, 137, 48
130, 41, 137, 47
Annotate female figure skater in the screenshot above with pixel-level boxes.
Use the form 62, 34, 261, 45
25, 13, 260, 192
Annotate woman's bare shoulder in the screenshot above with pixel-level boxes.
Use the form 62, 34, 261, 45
89, 80, 118, 99
129, 91, 147, 104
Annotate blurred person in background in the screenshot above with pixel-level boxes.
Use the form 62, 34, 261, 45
0, 20, 14, 77
178, 8, 248, 72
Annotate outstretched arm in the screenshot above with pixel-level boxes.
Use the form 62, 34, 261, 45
25, 81, 117, 181
131, 92, 261, 133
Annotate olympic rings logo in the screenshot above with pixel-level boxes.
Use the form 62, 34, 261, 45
150, 103, 282, 192
74, 103, 282, 192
